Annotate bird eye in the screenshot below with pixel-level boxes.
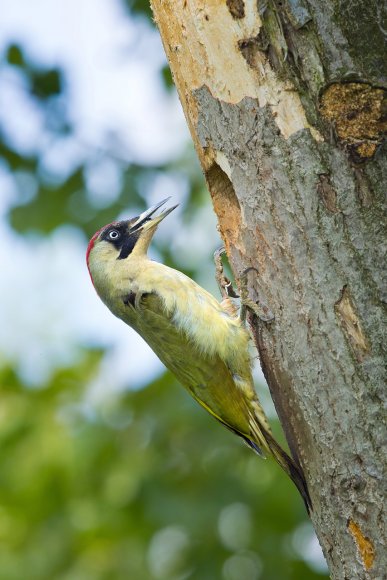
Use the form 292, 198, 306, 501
108, 229, 120, 240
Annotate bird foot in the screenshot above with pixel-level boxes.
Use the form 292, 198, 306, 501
214, 249, 274, 323
214, 247, 239, 299
239, 267, 274, 323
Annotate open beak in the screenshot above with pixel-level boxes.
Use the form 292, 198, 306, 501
130, 197, 178, 232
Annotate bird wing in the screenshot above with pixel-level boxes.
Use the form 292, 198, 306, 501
121, 291, 312, 512
123, 291, 258, 439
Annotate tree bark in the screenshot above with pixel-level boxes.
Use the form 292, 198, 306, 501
150, 1, 386, 578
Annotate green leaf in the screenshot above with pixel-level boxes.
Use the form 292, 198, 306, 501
6, 43, 25, 67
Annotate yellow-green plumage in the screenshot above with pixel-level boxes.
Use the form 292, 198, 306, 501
87, 202, 311, 512
90, 252, 268, 442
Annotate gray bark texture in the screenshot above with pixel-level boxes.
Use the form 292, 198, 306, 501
150, 0, 386, 578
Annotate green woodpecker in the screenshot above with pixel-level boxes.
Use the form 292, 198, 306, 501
86, 199, 311, 512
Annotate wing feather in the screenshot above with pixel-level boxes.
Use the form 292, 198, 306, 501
124, 291, 255, 437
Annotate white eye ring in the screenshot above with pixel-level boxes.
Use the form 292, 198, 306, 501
108, 230, 120, 240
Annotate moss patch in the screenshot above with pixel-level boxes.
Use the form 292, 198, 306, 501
320, 82, 386, 160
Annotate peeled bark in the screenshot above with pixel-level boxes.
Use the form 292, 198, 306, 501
150, 1, 386, 578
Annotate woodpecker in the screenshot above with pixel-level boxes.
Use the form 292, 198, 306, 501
86, 198, 311, 512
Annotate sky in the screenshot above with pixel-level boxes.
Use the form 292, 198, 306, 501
0, 0, 194, 396
0, 0, 186, 162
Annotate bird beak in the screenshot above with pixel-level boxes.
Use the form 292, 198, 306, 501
130, 198, 178, 232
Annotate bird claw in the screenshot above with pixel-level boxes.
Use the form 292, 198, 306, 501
123, 291, 136, 308
214, 249, 274, 323
239, 267, 274, 323
214, 247, 239, 299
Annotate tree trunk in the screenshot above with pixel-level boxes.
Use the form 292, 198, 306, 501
150, 1, 386, 578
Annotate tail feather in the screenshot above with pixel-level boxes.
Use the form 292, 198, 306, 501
243, 436, 265, 458
215, 411, 312, 513
247, 427, 312, 515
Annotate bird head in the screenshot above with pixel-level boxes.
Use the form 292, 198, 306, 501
86, 198, 177, 281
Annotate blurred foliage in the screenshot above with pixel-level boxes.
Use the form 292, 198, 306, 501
2, 43, 202, 242
0, 360, 319, 580
6, 43, 63, 100
123, 0, 153, 19
0, 2, 328, 577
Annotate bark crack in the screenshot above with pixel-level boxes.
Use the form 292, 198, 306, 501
334, 286, 370, 362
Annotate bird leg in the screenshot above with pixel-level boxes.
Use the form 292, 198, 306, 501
214, 247, 239, 299
214, 249, 274, 323
239, 267, 274, 323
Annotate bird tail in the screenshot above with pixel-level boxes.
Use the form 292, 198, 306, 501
246, 427, 312, 515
